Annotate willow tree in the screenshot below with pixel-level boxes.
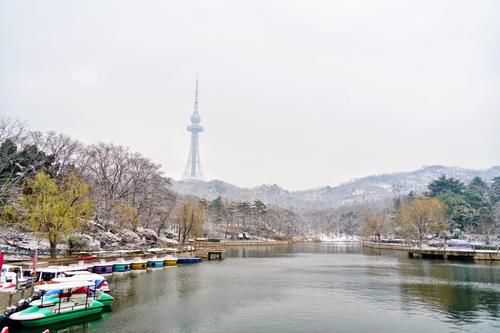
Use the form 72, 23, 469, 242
361, 211, 387, 243
177, 200, 204, 244
399, 197, 446, 247
23, 171, 94, 257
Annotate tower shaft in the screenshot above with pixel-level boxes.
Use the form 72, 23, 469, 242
182, 75, 204, 181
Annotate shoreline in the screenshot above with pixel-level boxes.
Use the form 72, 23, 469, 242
222, 240, 290, 247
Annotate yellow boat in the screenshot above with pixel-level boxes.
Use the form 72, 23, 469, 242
163, 256, 178, 266
130, 258, 147, 270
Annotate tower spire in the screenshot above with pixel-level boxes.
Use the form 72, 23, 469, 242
194, 72, 199, 114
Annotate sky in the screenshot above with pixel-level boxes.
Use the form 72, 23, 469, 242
1, 0, 499, 190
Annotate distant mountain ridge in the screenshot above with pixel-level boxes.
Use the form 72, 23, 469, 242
171, 165, 500, 211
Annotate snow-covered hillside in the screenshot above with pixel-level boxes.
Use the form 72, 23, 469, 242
172, 165, 500, 211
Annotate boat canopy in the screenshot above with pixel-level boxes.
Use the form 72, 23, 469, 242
52, 273, 105, 283
36, 281, 96, 291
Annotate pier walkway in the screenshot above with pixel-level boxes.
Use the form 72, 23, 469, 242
408, 247, 500, 261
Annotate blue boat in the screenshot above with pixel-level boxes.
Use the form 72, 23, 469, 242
146, 258, 164, 268
177, 257, 202, 264
112, 260, 131, 272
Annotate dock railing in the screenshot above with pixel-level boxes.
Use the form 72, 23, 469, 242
194, 241, 225, 251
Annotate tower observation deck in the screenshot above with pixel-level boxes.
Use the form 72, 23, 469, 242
182, 75, 204, 180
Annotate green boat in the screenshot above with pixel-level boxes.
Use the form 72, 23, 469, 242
9, 281, 106, 327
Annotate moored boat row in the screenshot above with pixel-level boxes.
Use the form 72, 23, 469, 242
1, 254, 203, 330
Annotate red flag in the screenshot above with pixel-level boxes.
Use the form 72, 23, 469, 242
32, 249, 38, 275
0, 252, 3, 273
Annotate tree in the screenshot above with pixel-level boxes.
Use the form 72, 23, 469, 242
428, 176, 465, 197
28, 131, 81, 181
491, 177, 500, 205
398, 197, 446, 247
0, 140, 54, 206
79, 143, 163, 223
238, 201, 252, 230
224, 203, 239, 239
176, 200, 204, 244
208, 196, 226, 226
362, 211, 387, 242
23, 171, 94, 257
112, 202, 140, 231
253, 199, 267, 237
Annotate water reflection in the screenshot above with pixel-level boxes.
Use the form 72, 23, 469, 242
398, 259, 500, 323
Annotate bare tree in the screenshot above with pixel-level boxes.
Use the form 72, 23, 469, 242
28, 131, 82, 180
79, 143, 164, 224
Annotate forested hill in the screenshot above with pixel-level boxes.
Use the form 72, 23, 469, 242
172, 166, 500, 211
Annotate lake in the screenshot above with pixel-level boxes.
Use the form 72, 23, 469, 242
14, 243, 500, 332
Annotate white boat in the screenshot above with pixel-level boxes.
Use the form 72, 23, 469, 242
52, 273, 110, 292
0, 265, 31, 293
33, 271, 109, 293
33, 265, 90, 285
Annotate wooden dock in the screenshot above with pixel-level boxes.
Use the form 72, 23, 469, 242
408, 247, 500, 261
194, 241, 225, 260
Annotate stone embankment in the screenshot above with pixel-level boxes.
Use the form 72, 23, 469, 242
0, 222, 165, 260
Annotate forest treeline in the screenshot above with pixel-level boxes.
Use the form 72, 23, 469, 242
2, 118, 499, 256
0, 118, 301, 257
361, 175, 500, 244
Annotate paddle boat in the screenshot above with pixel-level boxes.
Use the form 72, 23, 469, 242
51, 273, 110, 293
0, 265, 31, 293
146, 257, 164, 268
91, 261, 113, 274
163, 255, 178, 266
112, 258, 131, 272
34, 265, 89, 285
130, 258, 147, 270
9, 281, 107, 327
177, 257, 202, 264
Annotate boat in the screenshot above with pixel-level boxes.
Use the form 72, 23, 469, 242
9, 281, 106, 327
51, 273, 110, 293
1, 265, 32, 293
130, 258, 147, 270
177, 257, 202, 264
91, 261, 113, 274
163, 255, 178, 266
146, 257, 164, 268
30, 285, 113, 309
112, 259, 131, 272
34, 265, 89, 285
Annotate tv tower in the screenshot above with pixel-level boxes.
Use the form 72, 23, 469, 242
182, 75, 204, 181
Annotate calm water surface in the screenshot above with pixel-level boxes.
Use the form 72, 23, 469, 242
17, 243, 500, 332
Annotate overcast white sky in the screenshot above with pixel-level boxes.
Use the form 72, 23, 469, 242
1, 0, 499, 190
